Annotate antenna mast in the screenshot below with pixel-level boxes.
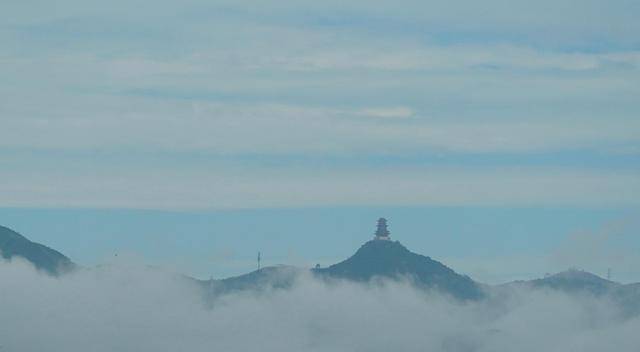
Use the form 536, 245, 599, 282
258, 252, 261, 270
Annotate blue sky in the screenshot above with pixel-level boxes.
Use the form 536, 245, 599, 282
1, 1, 639, 282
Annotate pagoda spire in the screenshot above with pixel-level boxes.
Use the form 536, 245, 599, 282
374, 218, 391, 240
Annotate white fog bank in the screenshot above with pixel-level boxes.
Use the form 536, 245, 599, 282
1, 258, 639, 352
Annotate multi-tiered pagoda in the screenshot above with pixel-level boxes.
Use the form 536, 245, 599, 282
374, 218, 391, 240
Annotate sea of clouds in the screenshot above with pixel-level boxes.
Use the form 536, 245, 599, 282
1, 258, 639, 352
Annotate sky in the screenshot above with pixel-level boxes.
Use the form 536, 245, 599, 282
1, 1, 639, 282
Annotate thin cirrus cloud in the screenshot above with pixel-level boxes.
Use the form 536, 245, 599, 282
1, 101, 639, 154
1, 158, 639, 209
1, 0, 639, 209
5, 0, 639, 47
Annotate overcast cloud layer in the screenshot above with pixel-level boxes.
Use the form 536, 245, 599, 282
2, 258, 639, 352
1, 0, 639, 209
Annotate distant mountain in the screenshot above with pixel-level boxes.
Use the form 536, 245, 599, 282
497, 269, 640, 316
203, 240, 483, 301
501, 269, 619, 296
206, 265, 302, 296
529, 269, 618, 295
314, 240, 484, 300
0, 225, 75, 275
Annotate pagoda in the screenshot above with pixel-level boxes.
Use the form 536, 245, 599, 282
374, 218, 391, 240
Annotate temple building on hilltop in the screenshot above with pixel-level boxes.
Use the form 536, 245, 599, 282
374, 218, 391, 240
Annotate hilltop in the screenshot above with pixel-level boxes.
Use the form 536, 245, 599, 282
0, 225, 75, 275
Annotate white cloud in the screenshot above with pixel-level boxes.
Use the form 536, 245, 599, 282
358, 107, 414, 118
106, 58, 204, 77
256, 45, 640, 72
1, 0, 639, 211
1, 158, 638, 209
1, 98, 639, 154
4, 0, 639, 48
0, 259, 639, 352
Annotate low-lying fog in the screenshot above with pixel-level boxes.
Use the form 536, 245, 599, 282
1, 258, 638, 352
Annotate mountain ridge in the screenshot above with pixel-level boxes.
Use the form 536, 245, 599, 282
3, 223, 639, 310
0, 225, 75, 275
314, 239, 483, 300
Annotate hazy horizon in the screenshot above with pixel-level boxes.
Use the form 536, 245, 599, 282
2, 206, 639, 284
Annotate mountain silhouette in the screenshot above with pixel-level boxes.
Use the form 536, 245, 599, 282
207, 265, 301, 296
0, 225, 75, 275
498, 269, 640, 314
204, 218, 483, 300
2, 222, 639, 313
314, 239, 484, 300
529, 269, 618, 295
204, 240, 483, 301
